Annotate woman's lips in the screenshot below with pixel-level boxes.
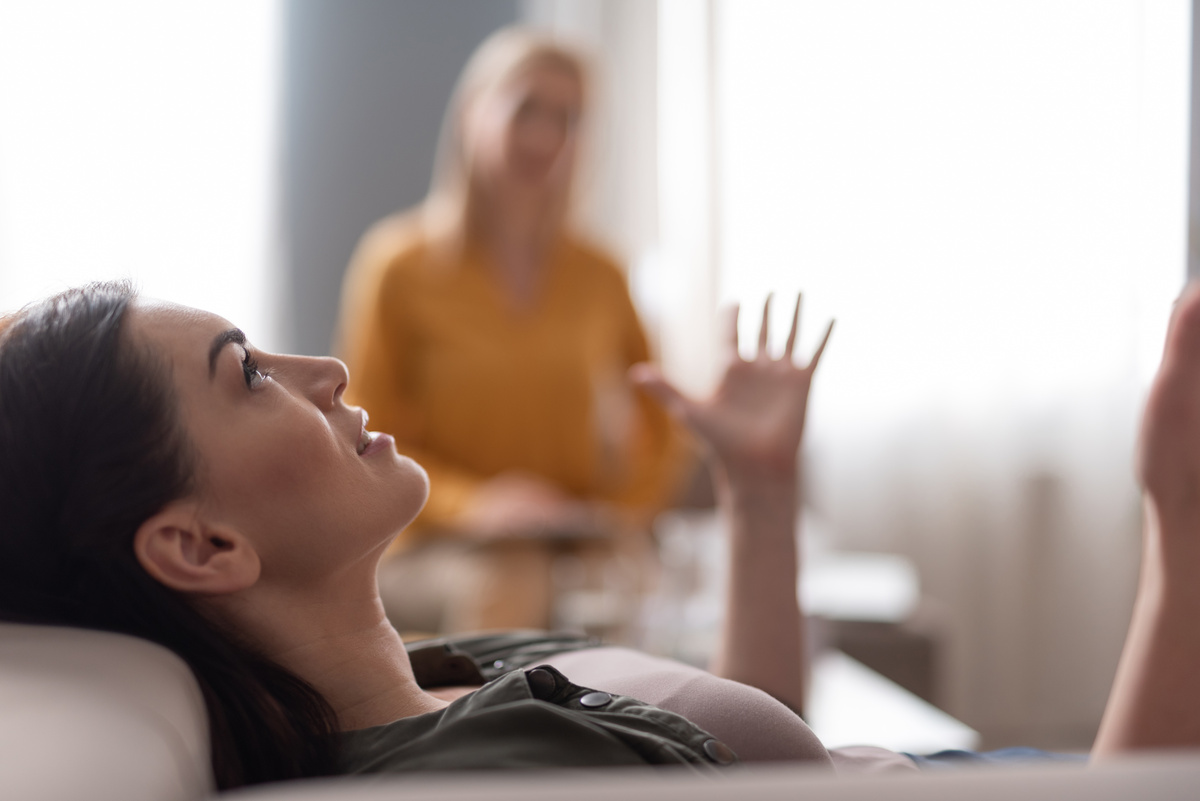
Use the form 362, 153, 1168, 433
358, 431, 395, 458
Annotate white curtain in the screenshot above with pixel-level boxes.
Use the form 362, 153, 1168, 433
0, 1, 279, 348
656, 0, 1190, 746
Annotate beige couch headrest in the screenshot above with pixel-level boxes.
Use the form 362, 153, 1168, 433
0, 622, 212, 801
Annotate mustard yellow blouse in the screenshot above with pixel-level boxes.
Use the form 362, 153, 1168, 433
335, 214, 686, 546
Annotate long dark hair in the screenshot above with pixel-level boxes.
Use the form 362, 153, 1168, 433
0, 282, 337, 789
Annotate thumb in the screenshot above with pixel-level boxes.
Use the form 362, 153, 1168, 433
629, 363, 690, 418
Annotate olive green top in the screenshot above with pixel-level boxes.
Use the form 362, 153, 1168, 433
334, 634, 739, 775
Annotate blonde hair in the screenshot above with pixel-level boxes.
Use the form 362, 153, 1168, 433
422, 27, 589, 256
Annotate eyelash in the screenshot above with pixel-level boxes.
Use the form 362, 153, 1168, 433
241, 348, 271, 390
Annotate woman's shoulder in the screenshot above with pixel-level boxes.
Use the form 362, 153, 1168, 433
350, 210, 435, 281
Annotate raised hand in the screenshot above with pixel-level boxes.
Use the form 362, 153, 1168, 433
631, 294, 833, 477
1093, 283, 1200, 757
631, 294, 831, 714
1138, 283, 1200, 536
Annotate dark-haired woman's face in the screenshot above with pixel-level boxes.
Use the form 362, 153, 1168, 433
127, 301, 429, 583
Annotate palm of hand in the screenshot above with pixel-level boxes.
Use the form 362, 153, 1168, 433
633, 295, 832, 475
686, 355, 820, 472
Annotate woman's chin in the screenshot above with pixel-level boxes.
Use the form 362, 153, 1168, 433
409, 458, 431, 495
393, 471, 431, 536
383, 456, 430, 521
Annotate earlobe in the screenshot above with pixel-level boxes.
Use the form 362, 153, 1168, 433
133, 501, 261, 595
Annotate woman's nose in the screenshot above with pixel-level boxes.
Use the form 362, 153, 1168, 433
299, 355, 350, 410
527, 115, 567, 157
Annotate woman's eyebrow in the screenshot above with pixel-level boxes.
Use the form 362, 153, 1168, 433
208, 328, 246, 379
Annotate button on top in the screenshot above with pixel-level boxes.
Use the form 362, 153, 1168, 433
578, 691, 613, 708
525, 667, 558, 700
492, 659, 505, 669
702, 738, 736, 765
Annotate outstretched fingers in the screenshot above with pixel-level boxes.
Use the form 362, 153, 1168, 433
1162, 282, 1200, 367
784, 294, 802, 359
807, 320, 835, 372
737, 292, 832, 367
757, 294, 772, 359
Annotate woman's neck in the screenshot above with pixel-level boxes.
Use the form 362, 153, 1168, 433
474, 190, 561, 307
208, 577, 448, 730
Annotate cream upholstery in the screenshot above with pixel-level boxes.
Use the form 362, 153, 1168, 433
0, 623, 211, 801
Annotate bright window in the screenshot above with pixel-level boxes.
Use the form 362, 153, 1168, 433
713, 0, 1189, 435
0, 1, 279, 346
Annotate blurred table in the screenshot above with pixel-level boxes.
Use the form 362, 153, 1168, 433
808, 649, 979, 753
645, 509, 961, 736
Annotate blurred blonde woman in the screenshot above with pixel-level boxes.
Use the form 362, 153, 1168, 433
335, 27, 687, 634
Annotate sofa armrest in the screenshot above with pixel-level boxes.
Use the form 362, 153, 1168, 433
0, 623, 212, 801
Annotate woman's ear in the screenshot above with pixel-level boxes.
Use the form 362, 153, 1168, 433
133, 500, 261, 595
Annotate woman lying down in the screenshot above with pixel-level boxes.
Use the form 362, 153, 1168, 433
0, 283, 1196, 790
